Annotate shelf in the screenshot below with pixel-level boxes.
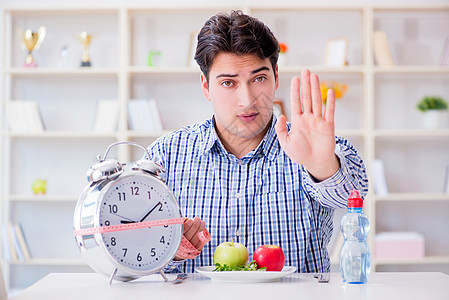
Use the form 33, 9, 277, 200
373, 66, 449, 74
125, 130, 172, 138
374, 193, 449, 202
375, 256, 449, 265
9, 257, 86, 266
4, 131, 118, 139
8, 195, 78, 202
129, 66, 200, 75
5, 68, 119, 77
374, 130, 449, 138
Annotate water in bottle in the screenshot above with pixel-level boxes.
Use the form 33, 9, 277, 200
339, 190, 371, 284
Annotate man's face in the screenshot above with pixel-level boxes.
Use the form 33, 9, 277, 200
201, 53, 279, 146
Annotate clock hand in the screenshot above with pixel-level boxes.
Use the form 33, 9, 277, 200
111, 212, 137, 224
140, 202, 162, 222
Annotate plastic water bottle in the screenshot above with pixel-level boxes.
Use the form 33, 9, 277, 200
339, 190, 371, 284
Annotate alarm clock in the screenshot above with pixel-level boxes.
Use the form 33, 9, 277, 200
73, 141, 184, 283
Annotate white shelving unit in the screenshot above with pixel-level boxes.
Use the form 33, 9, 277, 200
1, 4, 449, 292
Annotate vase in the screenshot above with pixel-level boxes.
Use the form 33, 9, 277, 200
422, 110, 445, 130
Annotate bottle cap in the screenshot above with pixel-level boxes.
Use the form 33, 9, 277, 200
347, 190, 363, 208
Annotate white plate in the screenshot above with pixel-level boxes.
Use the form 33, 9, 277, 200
195, 266, 297, 283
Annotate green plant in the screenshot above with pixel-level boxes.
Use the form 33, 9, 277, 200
416, 96, 448, 112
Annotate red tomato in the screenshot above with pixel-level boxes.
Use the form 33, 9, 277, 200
252, 245, 285, 271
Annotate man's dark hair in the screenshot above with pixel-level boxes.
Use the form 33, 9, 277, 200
194, 10, 280, 83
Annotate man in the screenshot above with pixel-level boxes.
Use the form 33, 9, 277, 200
147, 10, 368, 273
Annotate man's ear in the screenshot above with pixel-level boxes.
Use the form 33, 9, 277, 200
200, 73, 211, 101
275, 65, 279, 90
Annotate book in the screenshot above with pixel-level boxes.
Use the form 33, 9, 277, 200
373, 30, 394, 67
14, 223, 31, 260
372, 159, 389, 197
438, 36, 449, 66
148, 99, 163, 131
93, 100, 120, 133
8, 223, 25, 261
5, 100, 45, 133
128, 99, 163, 131
1, 225, 11, 261
6, 223, 18, 262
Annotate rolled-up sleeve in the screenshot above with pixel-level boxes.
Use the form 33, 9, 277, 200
302, 136, 369, 208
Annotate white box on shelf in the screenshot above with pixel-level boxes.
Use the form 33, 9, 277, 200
375, 231, 425, 260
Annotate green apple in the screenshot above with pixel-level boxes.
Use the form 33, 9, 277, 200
214, 241, 248, 267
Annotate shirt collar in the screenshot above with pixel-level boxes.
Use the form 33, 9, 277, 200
199, 115, 281, 162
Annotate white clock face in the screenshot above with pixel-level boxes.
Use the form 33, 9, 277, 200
98, 173, 182, 272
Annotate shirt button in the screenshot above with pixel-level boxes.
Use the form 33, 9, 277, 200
238, 160, 244, 165
235, 192, 241, 198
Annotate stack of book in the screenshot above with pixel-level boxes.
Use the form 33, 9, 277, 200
1, 223, 31, 262
5, 101, 45, 133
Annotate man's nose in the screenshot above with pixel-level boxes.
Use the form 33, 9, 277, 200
237, 85, 256, 108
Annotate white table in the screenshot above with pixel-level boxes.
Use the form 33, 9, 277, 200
10, 272, 449, 300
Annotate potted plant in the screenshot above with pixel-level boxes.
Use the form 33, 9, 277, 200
416, 96, 448, 129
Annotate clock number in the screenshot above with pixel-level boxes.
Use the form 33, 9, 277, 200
109, 205, 118, 214
137, 253, 142, 262
122, 248, 127, 257
147, 191, 151, 200
111, 237, 116, 246
131, 186, 139, 196
151, 248, 156, 257
160, 236, 165, 244
118, 192, 126, 201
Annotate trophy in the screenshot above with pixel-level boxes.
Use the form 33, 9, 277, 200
78, 31, 92, 67
21, 27, 46, 68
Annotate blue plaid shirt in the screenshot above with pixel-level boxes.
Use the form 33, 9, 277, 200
148, 116, 368, 273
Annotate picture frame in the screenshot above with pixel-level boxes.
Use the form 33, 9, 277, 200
273, 99, 286, 118
324, 38, 348, 67
188, 31, 198, 67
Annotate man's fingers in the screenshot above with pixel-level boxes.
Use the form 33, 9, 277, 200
183, 217, 201, 240
275, 114, 288, 148
290, 76, 302, 116
183, 217, 207, 250
301, 69, 312, 114
193, 221, 206, 249
310, 73, 322, 118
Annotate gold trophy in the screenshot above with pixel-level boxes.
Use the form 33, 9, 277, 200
21, 27, 46, 68
78, 32, 92, 67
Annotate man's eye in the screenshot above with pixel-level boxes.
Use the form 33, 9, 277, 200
221, 81, 233, 87
254, 76, 266, 82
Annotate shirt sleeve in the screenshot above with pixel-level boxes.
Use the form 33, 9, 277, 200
163, 259, 186, 273
302, 136, 369, 208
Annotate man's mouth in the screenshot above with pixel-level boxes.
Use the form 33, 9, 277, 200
238, 112, 258, 122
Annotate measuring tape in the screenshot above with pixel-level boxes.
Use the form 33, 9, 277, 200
73, 217, 187, 236
73, 217, 211, 260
